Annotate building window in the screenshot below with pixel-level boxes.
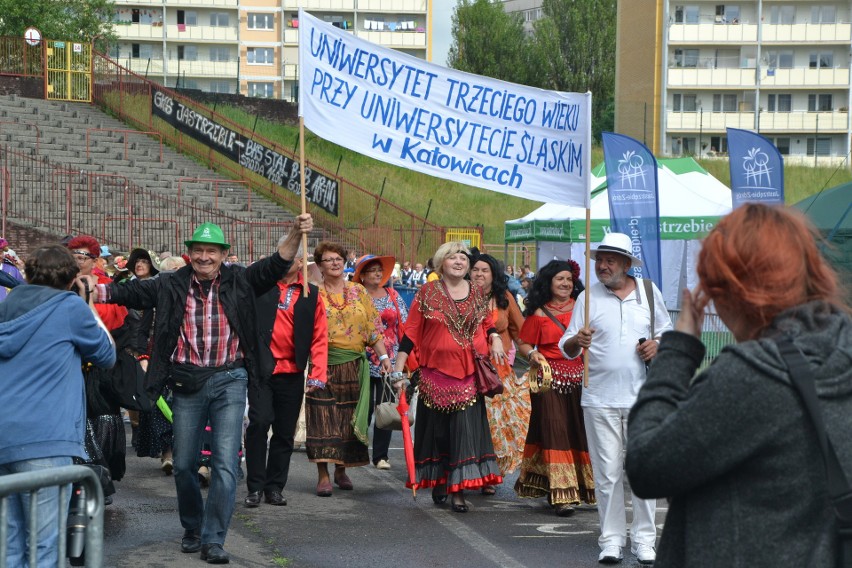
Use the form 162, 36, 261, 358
673, 94, 698, 112
209, 81, 234, 94
766, 50, 794, 69
709, 136, 727, 154
673, 48, 699, 68
209, 47, 231, 62
715, 5, 740, 23
209, 13, 230, 27
248, 82, 274, 98
807, 137, 832, 156
809, 52, 834, 68
712, 93, 737, 112
179, 79, 199, 90
248, 13, 275, 30
177, 10, 197, 26
808, 94, 833, 111
177, 45, 197, 61
767, 94, 792, 112
247, 47, 274, 65
524, 8, 542, 22
769, 5, 796, 24
131, 44, 153, 59
773, 137, 790, 155
811, 6, 836, 24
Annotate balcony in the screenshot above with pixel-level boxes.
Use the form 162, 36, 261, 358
165, 25, 238, 42
114, 0, 238, 6
666, 110, 848, 133
123, 58, 238, 78
668, 67, 755, 88
668, 66, 850, 88
357, 0, 427, 12
668, 22, 851, 44
283, 0, 356, 10
360, 30, 426, 48
114, 22, 164, 40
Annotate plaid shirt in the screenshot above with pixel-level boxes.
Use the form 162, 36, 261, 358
172, 273, 242, 367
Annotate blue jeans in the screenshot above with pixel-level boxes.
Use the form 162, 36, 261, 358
172, 367, 247, 545
1, 456, 73, 568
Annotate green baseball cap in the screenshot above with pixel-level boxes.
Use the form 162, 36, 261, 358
185, 222, 230, 250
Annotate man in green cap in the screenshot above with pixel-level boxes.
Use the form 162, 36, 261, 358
89, 213, 313, 564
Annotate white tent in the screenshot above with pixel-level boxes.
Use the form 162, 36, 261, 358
504, 157, 732, 309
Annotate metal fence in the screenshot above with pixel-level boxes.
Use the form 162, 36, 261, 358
668, 309, 735, 368
0, 465, 104, 568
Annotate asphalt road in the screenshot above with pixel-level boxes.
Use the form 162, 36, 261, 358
103, 426, 666, 568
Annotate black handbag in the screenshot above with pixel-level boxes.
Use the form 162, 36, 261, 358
775, 337, 852, 567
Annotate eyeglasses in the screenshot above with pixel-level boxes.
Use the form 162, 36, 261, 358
72, 250, 96, 259
320, 257, 344, 264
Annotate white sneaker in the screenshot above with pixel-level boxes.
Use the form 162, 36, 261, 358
598, 545, 623, 564
375, 459, 391, 470
632, 544, 656, 565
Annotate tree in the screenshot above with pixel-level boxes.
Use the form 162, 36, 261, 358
0, 0, 116, 46
447, 0, 532, 85
530, 0, 617, 138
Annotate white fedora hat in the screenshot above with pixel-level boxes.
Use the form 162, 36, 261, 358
589, 232, 644, 267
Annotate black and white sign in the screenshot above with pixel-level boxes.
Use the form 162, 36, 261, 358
152, 89, 339, 216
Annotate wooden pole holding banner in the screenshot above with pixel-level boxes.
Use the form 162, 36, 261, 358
583, 208, 591, 388
299, 117, 309, 294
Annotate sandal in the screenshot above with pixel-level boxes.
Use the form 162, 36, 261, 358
431, 484, 448, 505
481, 486, 496, 496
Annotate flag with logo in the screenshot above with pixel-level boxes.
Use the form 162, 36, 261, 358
727, 127, 784, 208
601, 132, 662, 288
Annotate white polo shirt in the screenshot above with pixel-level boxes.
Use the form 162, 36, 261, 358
559, 278, 673, 409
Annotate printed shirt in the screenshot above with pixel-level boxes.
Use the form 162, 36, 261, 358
559, 278, 673, 409
172, 273, 242, 367
366, 288, 409, 377
319, 282, 383, 352
269, 275, 329, 382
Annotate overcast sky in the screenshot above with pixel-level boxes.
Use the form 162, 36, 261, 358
432, 0, 454, 66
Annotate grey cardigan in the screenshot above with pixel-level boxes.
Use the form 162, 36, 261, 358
626, 301, 852, 568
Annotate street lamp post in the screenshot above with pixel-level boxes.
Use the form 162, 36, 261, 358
699, 104, 703, 158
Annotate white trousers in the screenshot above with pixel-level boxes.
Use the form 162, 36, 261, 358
583, 406, 657, 551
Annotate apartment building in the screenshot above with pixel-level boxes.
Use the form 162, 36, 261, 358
615, 0, 852, 164
111, 0, 430, 100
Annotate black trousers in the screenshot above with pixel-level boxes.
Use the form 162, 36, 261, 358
367, 375, 393, 464
245, 372, 304, 493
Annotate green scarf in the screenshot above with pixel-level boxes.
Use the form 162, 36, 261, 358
328, 346, 371, 446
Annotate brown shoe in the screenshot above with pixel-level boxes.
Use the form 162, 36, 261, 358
334, 470, 353, 490
316, 480, 333, 497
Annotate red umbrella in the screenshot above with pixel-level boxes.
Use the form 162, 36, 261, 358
397, 389, 418, 499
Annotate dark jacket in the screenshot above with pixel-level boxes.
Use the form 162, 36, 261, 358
626, 301, 852, 567
105, 253, 293, 399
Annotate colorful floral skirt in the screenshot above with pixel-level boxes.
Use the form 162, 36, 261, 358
514, 365, 595, 506
305, 359, 370, 467
485, 362, 531, 475
412, 367, 502, 493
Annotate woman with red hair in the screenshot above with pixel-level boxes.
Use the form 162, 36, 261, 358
626, 203, 852, 567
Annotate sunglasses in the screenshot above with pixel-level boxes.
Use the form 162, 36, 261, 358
72, 250, 97, 259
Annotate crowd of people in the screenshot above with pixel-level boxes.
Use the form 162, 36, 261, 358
1, 202, 850, 567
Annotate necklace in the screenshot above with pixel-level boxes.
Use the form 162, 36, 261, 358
323, 282, 352, 310
546, 298, 574, 312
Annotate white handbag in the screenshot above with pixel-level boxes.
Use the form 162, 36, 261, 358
375, 377, 413, 430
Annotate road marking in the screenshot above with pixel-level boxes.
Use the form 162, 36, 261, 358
368, 468, 527, 568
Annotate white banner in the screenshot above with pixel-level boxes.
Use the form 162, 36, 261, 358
298, 9, 592, 208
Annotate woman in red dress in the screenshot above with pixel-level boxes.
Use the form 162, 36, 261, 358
392, 242, 504, 513
514, 259, 595, 516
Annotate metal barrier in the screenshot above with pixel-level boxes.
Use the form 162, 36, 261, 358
0, 465, 104, 568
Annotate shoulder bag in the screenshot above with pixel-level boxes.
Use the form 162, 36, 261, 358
775, 337, 852, 567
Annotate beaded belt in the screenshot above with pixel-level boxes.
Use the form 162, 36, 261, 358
418, 367, 477, 413
531, 357, 584, 394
